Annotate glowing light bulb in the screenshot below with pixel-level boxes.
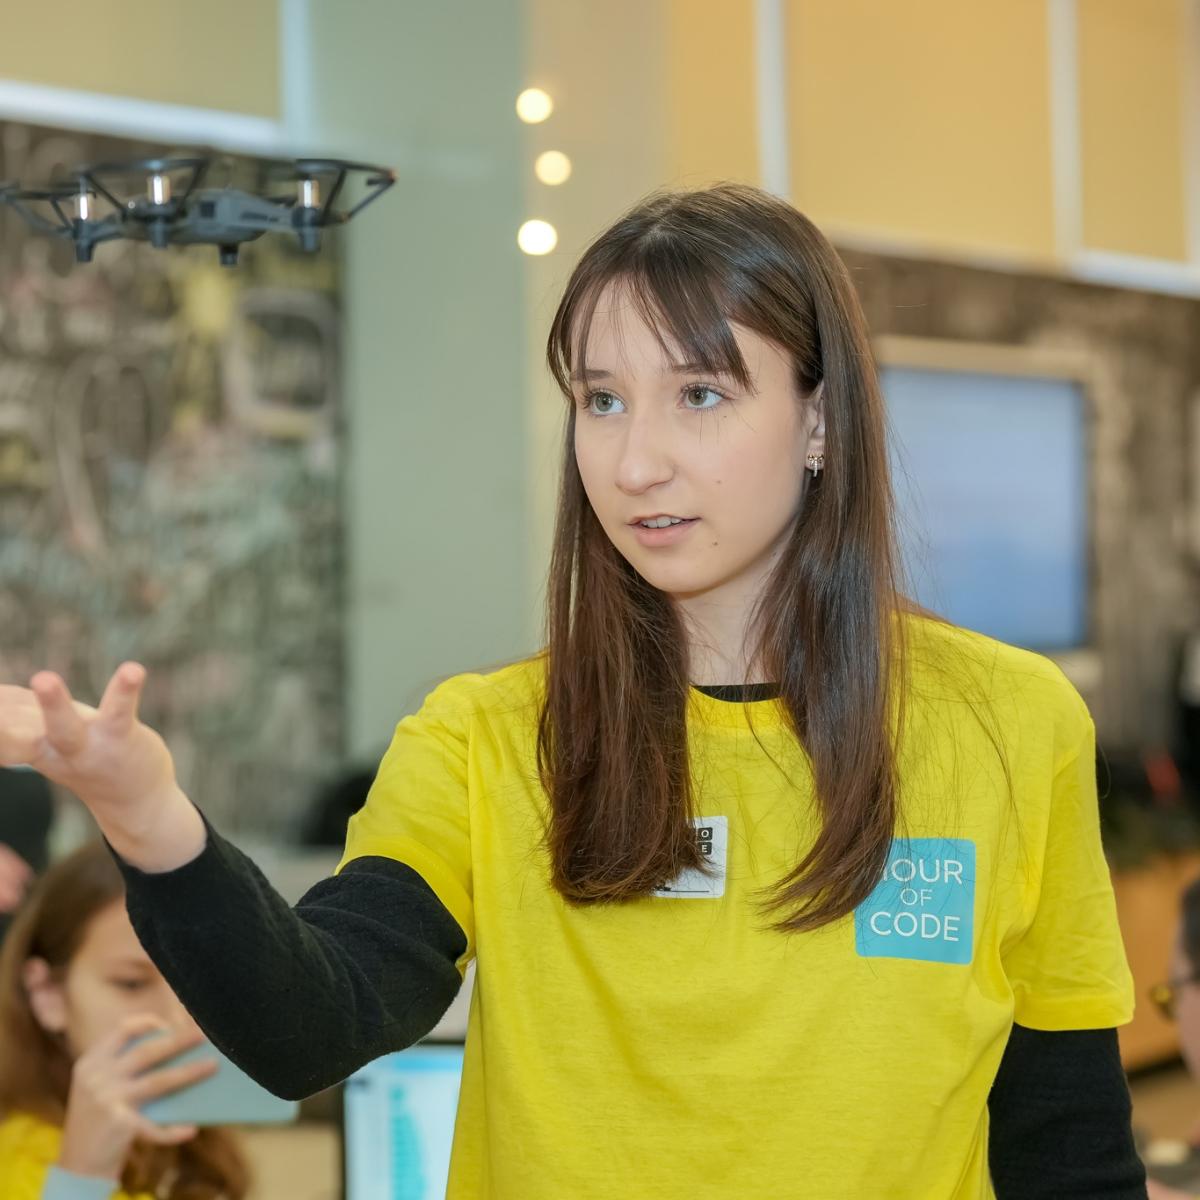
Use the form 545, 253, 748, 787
518, 219, 558, 255
516, 88, 553, 124
535, 151, 572, 185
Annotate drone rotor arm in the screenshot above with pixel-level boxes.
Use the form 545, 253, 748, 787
283, 158, 396, 222
76, 169, 126, 213
0, 185, 96, 237
344, 171, 395, 221
176, 157, 210, 207
319, 167, 346, 221
6, 195, 71, 237
47, 194, 78, 230
80, 217, 127, 245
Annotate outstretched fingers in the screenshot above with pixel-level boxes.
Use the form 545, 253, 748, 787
0, 686, 46, 767
29, 671, 88, 758
97, 662, 147, 737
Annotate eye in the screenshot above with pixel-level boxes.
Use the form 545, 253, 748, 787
111, 977, 149, 992
682, 385, 725, 410
582, 390, 625, 416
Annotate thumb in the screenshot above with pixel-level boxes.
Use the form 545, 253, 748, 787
97, 662, 147, 737
29, 672, 87, 758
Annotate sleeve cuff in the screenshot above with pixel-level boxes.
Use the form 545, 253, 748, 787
1013, 992, 1135, 1031
336, 834, 474, 973
102, 808, 241, 916
42, 1166, 119, 1200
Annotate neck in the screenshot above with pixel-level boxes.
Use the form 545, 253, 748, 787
674, 582, 764, 687
671, 523, 793, 686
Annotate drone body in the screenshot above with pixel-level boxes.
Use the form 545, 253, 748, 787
0, 155, 394, 266
131, 187, 294, 259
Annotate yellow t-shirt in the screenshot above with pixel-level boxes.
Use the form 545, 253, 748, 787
0, 1111, 149, 1200
338, 614, 1134, 1200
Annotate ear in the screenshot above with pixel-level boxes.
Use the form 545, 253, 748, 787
805, 380, 826, 457
22, 957, 68, 1035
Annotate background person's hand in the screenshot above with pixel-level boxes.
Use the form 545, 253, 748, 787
0, 663, 204, 870
0, 842, 33, 911
1145, 1177, 1197, 1200
57, 1012, 217, 1182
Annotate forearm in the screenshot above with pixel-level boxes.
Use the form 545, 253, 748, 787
988, 1024, 1148, 1198
107, 812, 466, 1100
100, 782, 206, 875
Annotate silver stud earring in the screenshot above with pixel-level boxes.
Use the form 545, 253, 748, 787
806, 453, 825, 477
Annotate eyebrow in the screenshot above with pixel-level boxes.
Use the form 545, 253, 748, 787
569, 362, 729, 383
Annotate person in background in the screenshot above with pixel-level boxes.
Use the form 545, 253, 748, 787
0, 838, 33, 914
0, 840, 249, 1200
0, 765, 54, 940
1139, 876, 1200, 1199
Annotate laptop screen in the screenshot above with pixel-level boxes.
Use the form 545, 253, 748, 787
342, 1043, 465, 1200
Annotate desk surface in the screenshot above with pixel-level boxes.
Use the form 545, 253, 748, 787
238, 1122, 340, 1200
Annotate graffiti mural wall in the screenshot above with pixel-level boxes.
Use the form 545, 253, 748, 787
0, 121, 344, 836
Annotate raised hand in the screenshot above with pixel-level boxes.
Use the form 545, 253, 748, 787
0, 663, 206, 871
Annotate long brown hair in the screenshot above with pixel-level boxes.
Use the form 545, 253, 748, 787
0, 840, 250, 1199
539, 182, 931, 933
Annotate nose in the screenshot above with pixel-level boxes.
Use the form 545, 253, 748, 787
162, 989, 202, 1038
614, 407, 674, 496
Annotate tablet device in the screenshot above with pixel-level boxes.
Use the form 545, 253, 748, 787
131, 1032, 299, 1127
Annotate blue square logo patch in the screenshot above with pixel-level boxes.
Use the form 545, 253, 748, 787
854, 838, 976, 965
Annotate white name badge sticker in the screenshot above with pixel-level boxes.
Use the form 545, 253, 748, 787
652, 815, 728, 899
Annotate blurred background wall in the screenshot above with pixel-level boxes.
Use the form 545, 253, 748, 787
0, 4, 280, 118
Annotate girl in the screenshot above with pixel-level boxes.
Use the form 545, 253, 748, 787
1139, 879, 1200, 1200
0, 183, 1146, 1197
0, 840, 249, 1199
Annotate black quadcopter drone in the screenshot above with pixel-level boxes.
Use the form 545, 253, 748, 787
0, 154, 395, 265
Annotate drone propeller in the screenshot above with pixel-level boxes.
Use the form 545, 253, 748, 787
266, 157, 396, 252
0, 153, 395, 265
0, 181, 122, 261
78, 156, 210, 250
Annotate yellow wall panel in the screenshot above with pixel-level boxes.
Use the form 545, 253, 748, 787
786, 0, 1056, 260
1077, 0, 1188, 262
0, 1, 279, 118
664, 0, 759, 186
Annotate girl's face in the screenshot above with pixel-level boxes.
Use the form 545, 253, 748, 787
572, 281, 824, 608
23, 897, 200, 1059
1171, 935, 1200, 1077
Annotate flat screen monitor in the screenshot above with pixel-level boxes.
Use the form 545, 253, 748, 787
880, 363, 1089, 651
341, 1043, 464, 1200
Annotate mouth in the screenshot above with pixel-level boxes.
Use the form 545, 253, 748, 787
628, 515, 700, 546
629, 514, 698, 530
